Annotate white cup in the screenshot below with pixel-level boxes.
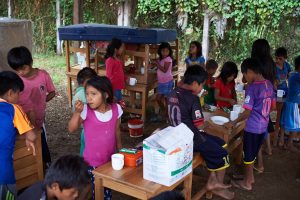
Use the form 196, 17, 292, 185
230, 111, 239, 121
140, 67, 145, 74
277, 90, 285, 98
111, 153, 124, 170
233, 105, 242, 113
197, 89, 206, 97
129, 78, 137, 86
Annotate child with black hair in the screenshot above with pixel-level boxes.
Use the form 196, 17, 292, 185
214, 61, 238, 109
0, 71, 36, 200
167, 65, 234, 200
155, 42, 174, 119
275, 47, 291, 95
72, 67, 98, 156
279, 55, 300, 152
7, 46, 55, 167
204, 59, 218, 106
68, 76, 123, 200
225, 58, 275, 191
17, 154, 90, 200
105, 38, 126, 102
185, 41, 205, 68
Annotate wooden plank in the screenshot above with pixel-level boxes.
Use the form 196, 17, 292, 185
124, 107, 143, 115
103, 179, 148, 199
125, 50, 147, 58
14, 146, 33, 160
16, 173, 39, 190
14, 154, 36, 171
15, 164, 37, 180
69, 46, 86, 53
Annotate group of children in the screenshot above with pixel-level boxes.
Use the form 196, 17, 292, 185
1, 36, 300, 200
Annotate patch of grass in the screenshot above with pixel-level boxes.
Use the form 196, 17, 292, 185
33, 53, 68, 88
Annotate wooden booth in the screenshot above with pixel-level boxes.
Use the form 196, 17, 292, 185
58, 24, 179, 120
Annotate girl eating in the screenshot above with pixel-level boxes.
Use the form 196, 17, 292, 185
68, 76, 123, 200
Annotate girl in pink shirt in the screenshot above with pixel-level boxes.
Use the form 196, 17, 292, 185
105, 38, 126, 103
68, 76, 123, 200
154, 42, 174, 120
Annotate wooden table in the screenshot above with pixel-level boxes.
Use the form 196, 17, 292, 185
93, 161, 195, 200
203, 109, 245, 164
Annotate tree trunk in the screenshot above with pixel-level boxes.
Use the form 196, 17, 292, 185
202, 10, 211, 61
117, 0, 132, 26
7, 0, 12, 18
73, 0, 83, 24
56, 0, 62, 55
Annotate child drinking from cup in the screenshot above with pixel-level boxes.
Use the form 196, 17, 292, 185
72, 67, 97, 156
185, 41, 205, 68
225, 58, 275, 191
279, 55, 300, 152
105, 38, 126, 104
155, 42, 174, 120
68, 76, 123, 200
214, 61, 238, 109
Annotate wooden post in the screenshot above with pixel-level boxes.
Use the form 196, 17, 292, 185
65, 41, 72, 107
84, 41, 90, 67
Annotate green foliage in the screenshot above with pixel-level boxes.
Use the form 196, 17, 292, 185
136, 0, 300, 64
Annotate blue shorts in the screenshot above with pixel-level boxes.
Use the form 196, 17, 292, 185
280, 101, 300, 132
158, 80, 174, 96
243, 131, 266, 164
114, 90, 123, 101
194, 132, 229, 171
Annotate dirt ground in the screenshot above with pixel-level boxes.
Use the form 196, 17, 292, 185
44, 86, 300, 200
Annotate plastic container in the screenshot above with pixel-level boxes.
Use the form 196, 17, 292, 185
119, 150, 143, 167
128, 119, 144, 137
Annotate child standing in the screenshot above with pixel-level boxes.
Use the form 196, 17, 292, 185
204, 59, 218, 106
72, 67, 97, 156
167, 65, 234, 199
155, 42, 174, 119
279, 55, 300, 152
0, 71, 36, 199
185, 41, 205, 68
214, 61, 238, 109
7, 46, 55, 167
105, 38, 126, 102
68, 76, 123, 200
226, 58, 275, 191
275, 47, 291, 95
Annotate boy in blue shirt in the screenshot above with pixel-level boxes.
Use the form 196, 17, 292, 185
0, 71, 36, 199
275, 47, 291, 95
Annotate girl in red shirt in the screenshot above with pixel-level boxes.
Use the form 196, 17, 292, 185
214, 61, 238, 108
105, 38, 126, 103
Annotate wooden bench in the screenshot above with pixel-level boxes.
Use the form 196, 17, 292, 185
14, 132, 44, 190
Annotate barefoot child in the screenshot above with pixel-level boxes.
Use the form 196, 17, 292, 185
105, 38, 126, 103
279, 55, 300, 152
214, 61, 238, 109
185, 41, 205, 68
204, 59, 218, 106
155, 42, 174, 119
72, 67, 97, 156
0, 71, 36, 199
68, 76, 123, 200
225, 58, 275, 191
18, 155, 90, 200
7, 46, 56, 167
167, 65, 234, 199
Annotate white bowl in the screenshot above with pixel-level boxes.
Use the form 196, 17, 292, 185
211, 116, 229, 125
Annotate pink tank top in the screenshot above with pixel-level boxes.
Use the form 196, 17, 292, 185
83, 103, 118, 167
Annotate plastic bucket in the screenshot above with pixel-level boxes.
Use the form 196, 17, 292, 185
128, 119, 144, 137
